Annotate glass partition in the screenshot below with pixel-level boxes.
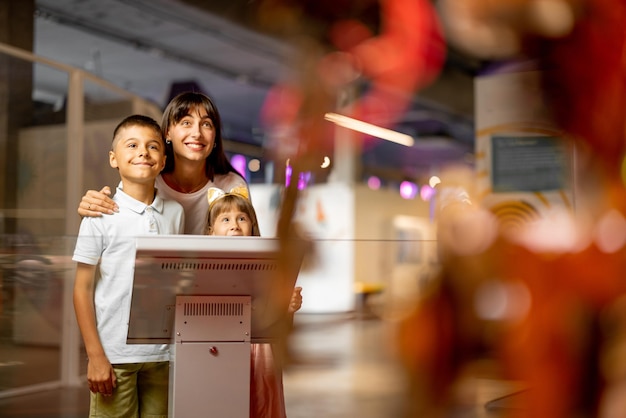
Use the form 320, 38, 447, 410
0, 40, 444, 404
0, 45, 161, 396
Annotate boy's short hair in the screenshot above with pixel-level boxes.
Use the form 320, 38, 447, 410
112, 115, 164, 149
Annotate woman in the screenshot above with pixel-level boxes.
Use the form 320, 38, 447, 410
78, 91, 247, 235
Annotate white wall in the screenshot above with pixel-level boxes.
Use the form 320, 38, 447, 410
251, 183, 436, 314
251, 183, 355, 313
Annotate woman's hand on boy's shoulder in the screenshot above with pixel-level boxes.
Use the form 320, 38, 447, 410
78, 186, 118, 217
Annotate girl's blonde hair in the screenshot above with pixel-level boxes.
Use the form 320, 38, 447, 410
204, 193, 260, 236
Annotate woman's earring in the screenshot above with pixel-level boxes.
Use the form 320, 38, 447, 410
166, 139, 171, 145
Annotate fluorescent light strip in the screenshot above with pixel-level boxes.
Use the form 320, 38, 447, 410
324, 112, 414, 147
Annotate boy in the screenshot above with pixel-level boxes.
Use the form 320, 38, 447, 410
73, 114, 184, 417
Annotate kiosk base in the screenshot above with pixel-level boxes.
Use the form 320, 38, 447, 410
170, 295, 252, 418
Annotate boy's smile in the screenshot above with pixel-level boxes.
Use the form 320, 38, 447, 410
109, 125, 166, 184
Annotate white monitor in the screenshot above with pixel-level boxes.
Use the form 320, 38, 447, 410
127, 235, 304, 344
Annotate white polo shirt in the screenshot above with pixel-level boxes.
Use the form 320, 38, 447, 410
72, 186, 184, 364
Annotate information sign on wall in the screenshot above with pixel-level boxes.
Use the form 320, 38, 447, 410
491, 135, 570, 193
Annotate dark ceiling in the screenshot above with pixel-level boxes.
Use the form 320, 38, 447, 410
179, 0, 481, 182
182, 0, 490, 78
32, 0, 481, 183
181, 0, 382, 41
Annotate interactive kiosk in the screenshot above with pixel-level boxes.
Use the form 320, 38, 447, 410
128, 235, 304, 417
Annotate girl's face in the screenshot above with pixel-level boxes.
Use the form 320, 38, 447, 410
166, 105, 216, 164
209, 209, 253, 236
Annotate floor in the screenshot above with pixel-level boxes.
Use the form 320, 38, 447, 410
0, 313, 520, 417
283, 315, 408, 418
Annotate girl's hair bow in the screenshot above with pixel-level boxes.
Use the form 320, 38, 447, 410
207, 185, 249, 209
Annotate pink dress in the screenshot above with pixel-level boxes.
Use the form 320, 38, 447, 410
250, 343, 286, 418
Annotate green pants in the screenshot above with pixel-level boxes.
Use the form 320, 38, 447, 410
89, 361, 169, 418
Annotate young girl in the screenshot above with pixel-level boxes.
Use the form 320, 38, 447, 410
205, 186, 261, 237
206, 186, 302, 418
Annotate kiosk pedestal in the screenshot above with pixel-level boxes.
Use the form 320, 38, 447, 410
127, 236, 305, 418
171, 295, 252, 417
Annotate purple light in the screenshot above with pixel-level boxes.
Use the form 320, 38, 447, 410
285, 163, 292, 187
399, 181, 418, 199
367, 176, 381, 190
297, 171, 311, 190
230, 154, 247, 180
420, 184, 436, 201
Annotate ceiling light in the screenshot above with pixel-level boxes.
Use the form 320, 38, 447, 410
429, 176, 441, 188
324, 113, 414, 147
248, 158, 261, 172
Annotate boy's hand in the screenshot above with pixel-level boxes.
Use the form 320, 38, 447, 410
87, 355, 117, 396
288, 287, 303, 313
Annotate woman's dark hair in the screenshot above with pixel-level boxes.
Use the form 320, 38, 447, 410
160, 91, 237, 180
